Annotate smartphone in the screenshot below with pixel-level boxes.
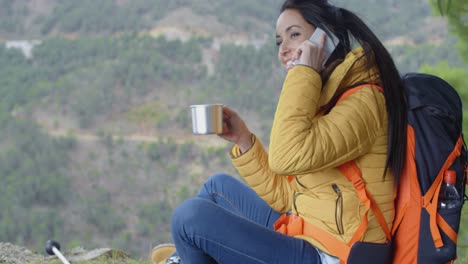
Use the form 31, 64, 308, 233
293, 26, 339, 68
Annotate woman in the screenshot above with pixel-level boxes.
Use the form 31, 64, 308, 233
152, 0, 407, 263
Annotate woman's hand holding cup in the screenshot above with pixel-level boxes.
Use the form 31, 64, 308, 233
218, 106, 253, 153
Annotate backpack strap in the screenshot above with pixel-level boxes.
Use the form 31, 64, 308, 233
337, 161, 392, 241
391, 125, 415, 234
335, 84, 384, 105
336, 84, 392, 250
422, 135, 463, 247
391, 125, 419, 263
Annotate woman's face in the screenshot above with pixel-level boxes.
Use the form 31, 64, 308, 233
276, 9, 316, 69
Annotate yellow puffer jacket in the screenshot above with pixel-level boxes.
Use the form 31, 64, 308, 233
231, 47, 394, 255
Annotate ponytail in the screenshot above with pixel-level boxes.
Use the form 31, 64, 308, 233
338, 8, 407, 185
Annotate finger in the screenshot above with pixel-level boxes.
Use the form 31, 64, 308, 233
223, 114, 230, 122
222, 121, 229, 133
291, 46, 302, 62
222, 105, 235, 114
224, 106, 239, 120
319, 33, 327, 49
222, 107, 230, 117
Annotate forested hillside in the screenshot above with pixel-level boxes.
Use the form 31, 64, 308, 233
0, 0, 466, 260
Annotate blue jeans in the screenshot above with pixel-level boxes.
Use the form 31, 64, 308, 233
170, 173, 322, 264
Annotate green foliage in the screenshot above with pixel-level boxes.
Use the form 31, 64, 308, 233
460, 208, 468, 263
176, 142, 196, 160
98, 130, 115, 151
187, 0, 283, 31
136, 200, 172, 248
176, 185, 190, 204
41, 0, 140, 34
201, 146, 231, 168
127, 102, 169, 128
0, 46, 43, 111
174, 109, 191, 131
137, 200, 171, 235
0, 0, 284, 37
0, 118, 73, 248
389, 40, 466, 73
0, 0, 441, 43
83, 188, 127, 235
1, 207, 64, 250
338, 0, 433, 42
208, 40, 283, 123
0, 0, 28, 35
429, 0, 468, 61
146, 139, 178, 162
420, 61, 468, 102
0, 119, 73, 207
0, 35, 206, 128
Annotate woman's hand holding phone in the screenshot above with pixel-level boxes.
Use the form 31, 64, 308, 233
291, 27, 339, 73
291, 32, 327, 72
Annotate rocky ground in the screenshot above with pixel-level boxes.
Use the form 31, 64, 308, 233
0, 242, 45, 263
0, 242, 131, 264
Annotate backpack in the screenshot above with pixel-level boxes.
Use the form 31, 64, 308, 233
341, 73, 467, 263
274, 73, 467, 263
390, 73, 467, 263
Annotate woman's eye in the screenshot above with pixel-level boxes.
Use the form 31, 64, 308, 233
291, 32, 300, 39
276, 40, 282, 47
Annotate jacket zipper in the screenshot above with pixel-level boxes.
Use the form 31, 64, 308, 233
332, 184, 344, 235
293, 192, 302, 215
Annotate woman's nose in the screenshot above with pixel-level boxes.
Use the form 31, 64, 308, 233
279, 43, 290, 58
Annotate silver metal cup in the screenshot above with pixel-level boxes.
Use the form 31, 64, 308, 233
190, 104, 224, 134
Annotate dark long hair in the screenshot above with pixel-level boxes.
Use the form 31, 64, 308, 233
280, 0, 407, 185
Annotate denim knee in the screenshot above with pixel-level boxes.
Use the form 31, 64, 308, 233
199, 173, 235, 197
171, 198, 212, 241
206, 173, 234, 187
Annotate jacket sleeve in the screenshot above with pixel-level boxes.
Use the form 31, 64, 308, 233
231, 135, 295, 213
269, 66, 386, 175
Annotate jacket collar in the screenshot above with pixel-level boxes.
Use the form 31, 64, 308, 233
318, 47, 380, 108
